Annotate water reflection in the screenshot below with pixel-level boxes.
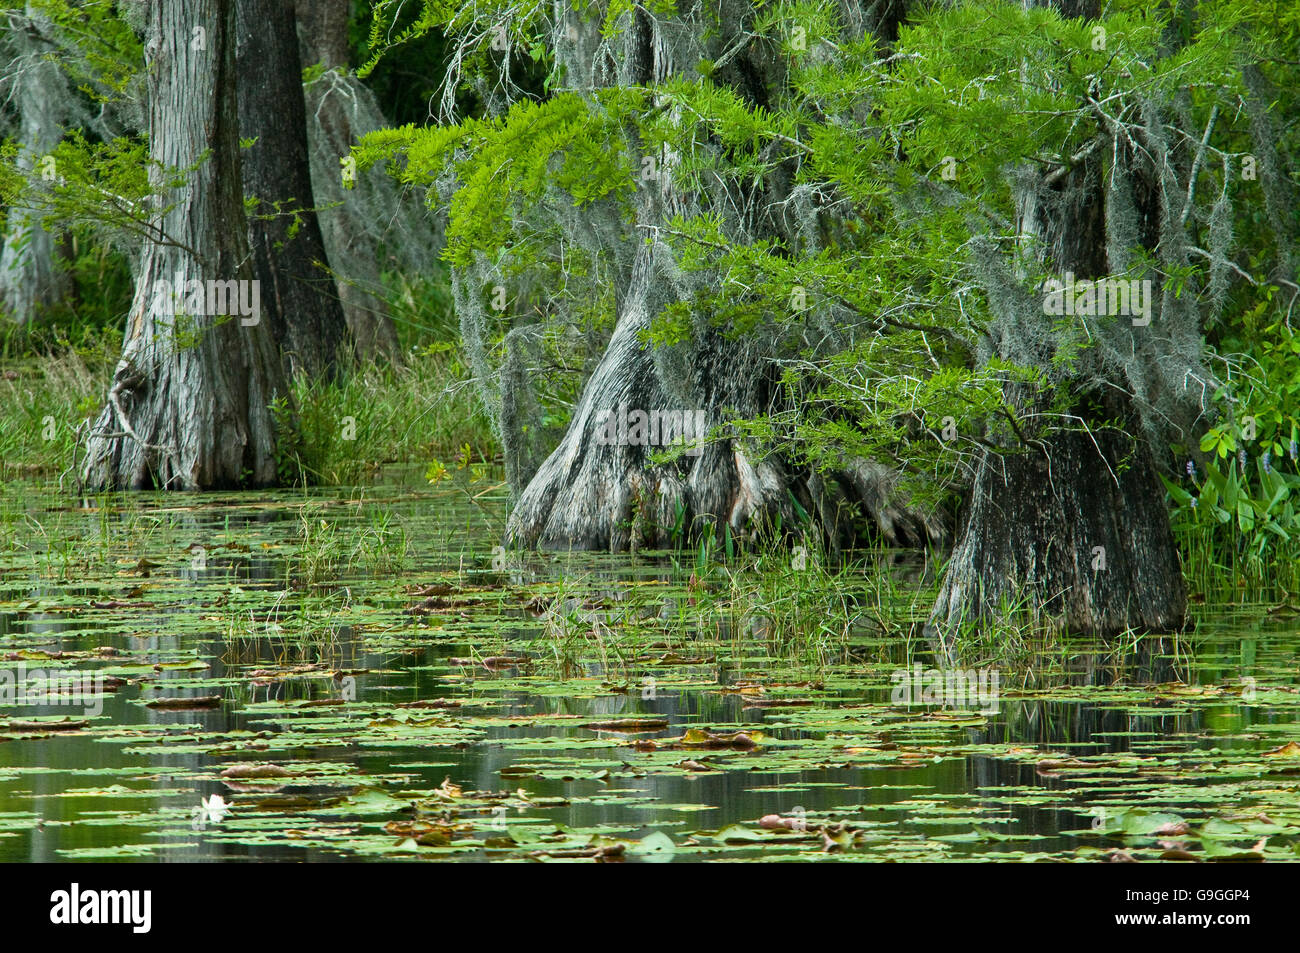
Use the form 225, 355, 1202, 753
0, 482, 1294, 861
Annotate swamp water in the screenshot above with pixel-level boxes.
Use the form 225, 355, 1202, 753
1, 475, 1298, 862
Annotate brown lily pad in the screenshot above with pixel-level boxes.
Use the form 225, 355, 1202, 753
145, 695, 222, 710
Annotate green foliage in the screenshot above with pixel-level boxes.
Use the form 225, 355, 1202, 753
359, 91, 638, 266
1163, 453, 1300, 597
1167, 311, 1300, 596
0, 326, 117, 479
274, 343, 495, 486
0, 132, 163, 256
360, 0, 1299, 586
0, 226, 133, 355
15, 0, 143, 103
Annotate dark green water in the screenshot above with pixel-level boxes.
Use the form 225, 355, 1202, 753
1, 477, 1298, 862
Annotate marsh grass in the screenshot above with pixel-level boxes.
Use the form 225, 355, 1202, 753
287, 504, 412, 585
222, 586, 353, 666
635, 537, 907, 674
0, 332, 115, 481
2, 493, 179, 581
533, 572, 658, 680
281, 345, 494, 486
932, 590, 1068, 674
723, 550, 864, 671
526, 546, 867, 681
1173, 520, 1300, 605
0, 331, 492, 488
538, 592, 598, 680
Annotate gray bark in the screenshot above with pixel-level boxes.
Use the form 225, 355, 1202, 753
81, 0, 289, 490
926, 0, 1187, 652
300, 70, 401, 362
505, 0, 940, 552
237, 0, 350, 378
505, 240, 943, 552
295, 0, 350, 69
297, 0, 431, 362
0, 3, 72, 324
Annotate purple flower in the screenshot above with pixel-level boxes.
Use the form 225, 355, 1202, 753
1189, 497, 1197, 509
1263, 452, 1272, 474
1239, 448, 1248, 469
1291, 440, 1298, 461
1186, 460, 1196, 478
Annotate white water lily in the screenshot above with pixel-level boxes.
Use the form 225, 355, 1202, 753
192, 793, 230, 830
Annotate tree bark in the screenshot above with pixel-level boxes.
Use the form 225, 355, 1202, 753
925, 0, 1186, 653
296, 0, 406, 362
504, 1, 939, 553
0, 2, 72, 324
81, 0, 289, 491
506, 238, 941, 552
926, 393, 1186, 658
294, 0, 350, 69
236, 0, 350, 378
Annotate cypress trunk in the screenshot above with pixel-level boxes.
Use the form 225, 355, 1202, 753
81, 0, 289, 491
503, 1, 940, 552
926, 395, 1186, 659
0, 2, 72, 324
236, 0, 350, 378
506, 243, 941, 552
296, 0, 406, 362
925, 0, 1186, 651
